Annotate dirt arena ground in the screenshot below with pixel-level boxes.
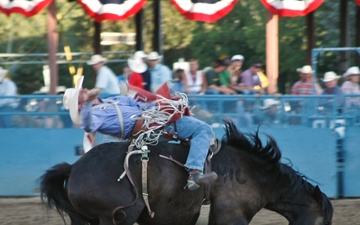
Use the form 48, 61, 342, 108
1, 197, 360, 224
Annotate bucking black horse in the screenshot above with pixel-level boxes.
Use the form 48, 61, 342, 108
40, 120, 333, 225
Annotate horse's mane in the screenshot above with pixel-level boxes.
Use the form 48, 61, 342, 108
222, 119, 281, 164
222, 119, 333, 222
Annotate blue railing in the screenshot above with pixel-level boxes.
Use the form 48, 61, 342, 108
0, 94, 359, 128
0, 94, 360, 197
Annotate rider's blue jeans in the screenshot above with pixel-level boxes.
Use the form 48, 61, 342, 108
164, 116, 213, 172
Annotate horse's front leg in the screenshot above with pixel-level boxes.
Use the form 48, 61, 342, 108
208, 205, 251, 225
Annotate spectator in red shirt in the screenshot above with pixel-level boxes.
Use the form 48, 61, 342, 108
291, 65, 322, 95
127, 57, 146, 89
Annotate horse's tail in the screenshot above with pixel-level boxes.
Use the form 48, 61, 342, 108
40, 162, 89, 225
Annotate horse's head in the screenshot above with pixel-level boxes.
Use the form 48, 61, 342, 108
312, 185, 334, 225
288, 184, 333, 225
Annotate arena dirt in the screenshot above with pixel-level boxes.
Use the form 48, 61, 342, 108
1, 197, 359, 224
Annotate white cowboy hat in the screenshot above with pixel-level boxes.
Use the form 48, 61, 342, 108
321, 71, 340, 82
259, 99, 280, 110
296, 65, 314, 74
0, 67, 9, 82
87, 54, 108, 65
128, 57, 147, 73
133, 50, 147, 59
147, 51, 162, 61
343, 66, 360, 78
231, 54, 245, 61
63, 76, 84, 125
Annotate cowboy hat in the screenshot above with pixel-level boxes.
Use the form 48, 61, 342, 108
63, 76, 84, 125
231, 54, 245, 61
0, 67, 9, 82
321, 71, 340, 82
128, 57, 147, 73
87, 54, 108, 65
147, 51, 162, 61
343, 66, 360, 78
259, 99, 280, 110
296, 65, 314, 74
133, 50, 147, 59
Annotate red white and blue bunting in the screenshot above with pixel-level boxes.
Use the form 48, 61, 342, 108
0, 0, 52, 17
170, 0, 238, 23
260, 0, 324, 17
77, 0, 147, 23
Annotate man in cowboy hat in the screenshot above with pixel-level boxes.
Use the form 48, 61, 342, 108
253, 98, 284, 126
291, 65, 322, 95
341, 66, 360, 109
0, 67, 18, 128
87, 54, 120, 96
63, 77, 217, 191
320, 71, 344, 112
146, 51, 172, 93
341, 66, 360, 95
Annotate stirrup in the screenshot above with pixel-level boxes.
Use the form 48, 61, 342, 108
184, 172, 218, 191
184, 178, 200, 191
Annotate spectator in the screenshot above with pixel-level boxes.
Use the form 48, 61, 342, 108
341, 66, 360, 108
341, 66, 360, 95
253, 98, 284, 126
184, 58, 206, 94
0, 67, 18, 128
87, 54, 120, 97
320, 71, 344, 113
146, 51, 172, 93
204, 57, 237, 95
291, 65, 322, 95
240, 62, 265, 94
87, 56, 122, 143
133, 50, 152, 92
172, 68, 187, 93
236, 99, 253, 129
127, 57, 147, 89
228, 54, 247, 94
118, 63, 131, 84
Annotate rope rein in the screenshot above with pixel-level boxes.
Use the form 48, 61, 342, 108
130, 92, 190, 149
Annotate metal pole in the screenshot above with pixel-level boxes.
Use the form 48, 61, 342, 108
334, 121, 346, 199
306, 12, 315, 65
153, 0, 162, 56
339, 0, 348, 71
94, 22, 102, 54
135, 9, 144, 51
356, 6, 360, 65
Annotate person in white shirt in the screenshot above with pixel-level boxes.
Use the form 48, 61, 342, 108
184, 58, 206, 94
0, 67, 18, 127
87, 54, 120, 97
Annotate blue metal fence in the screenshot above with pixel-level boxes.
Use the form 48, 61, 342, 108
0, 94, 359, 197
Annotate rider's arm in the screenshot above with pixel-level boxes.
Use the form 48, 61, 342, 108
80, 103, 102, 133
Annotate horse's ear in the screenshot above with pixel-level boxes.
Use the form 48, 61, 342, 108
313, 185, 324, 205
